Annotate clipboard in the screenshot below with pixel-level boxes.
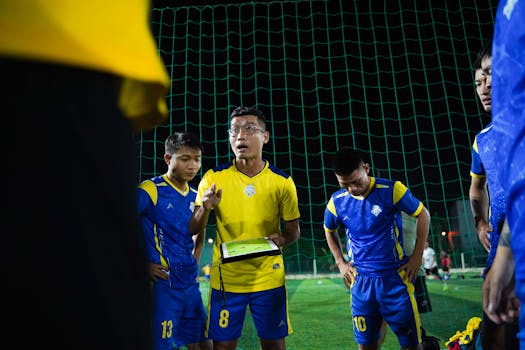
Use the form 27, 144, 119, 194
220, 237, 281, 263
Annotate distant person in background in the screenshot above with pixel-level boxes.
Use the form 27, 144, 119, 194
423, 241, 448, 291
422, 241, 440, 280
482, 0, 524, 348
468, 38, 518, 350
137, 132, 211, 350
3, 1, 170, 349
440, 251, 452, 280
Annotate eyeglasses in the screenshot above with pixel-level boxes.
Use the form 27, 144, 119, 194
227, 125, 264, 136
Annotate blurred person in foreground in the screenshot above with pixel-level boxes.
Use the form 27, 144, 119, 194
2, 1, 170, 349
482, 0, 524, 349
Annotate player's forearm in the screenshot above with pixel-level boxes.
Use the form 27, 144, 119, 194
470, 199, 488, 225
193, 230, 205, 262
324, 230, 346, 265
469, 181, 489, 226
189, 206, 211, 234
272, 220, 300, 247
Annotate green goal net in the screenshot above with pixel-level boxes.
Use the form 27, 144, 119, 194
141, 1, 498, 347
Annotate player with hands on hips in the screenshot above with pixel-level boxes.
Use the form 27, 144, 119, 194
324, 147, 430, 350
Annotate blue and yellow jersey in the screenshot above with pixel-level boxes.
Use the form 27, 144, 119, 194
471, 122, 507, 218
324, 177, 423, 276
195, 160, 300, 293
470, 122, 507, 266
0, 0, 170, 130
491, 0, 525, 287
137, 175, 199, 289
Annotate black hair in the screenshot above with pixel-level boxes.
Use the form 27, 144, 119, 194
164, 131, 203, 155
230, 106, 267, 129
331, 147, 366, 176
473, 36, 492, 71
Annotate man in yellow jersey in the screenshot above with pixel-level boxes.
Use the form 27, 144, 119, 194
189, 106, 301, 350
2, 2, 170, 349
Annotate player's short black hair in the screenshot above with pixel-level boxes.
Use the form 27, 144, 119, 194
230, 106, 267, 128
473, 37, 492, 72
332, 147, 366, 176
164, 131, 203, 155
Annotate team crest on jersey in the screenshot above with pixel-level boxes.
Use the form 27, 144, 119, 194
245, 184, 256, 197
190, 201, 195, 212
167, 203, 174, 209
371, 205, 382, 216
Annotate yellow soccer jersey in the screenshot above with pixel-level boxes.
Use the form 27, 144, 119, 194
196, 160, 300, 293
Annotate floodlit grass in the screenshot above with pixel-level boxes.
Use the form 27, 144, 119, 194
195, 272, 483, 350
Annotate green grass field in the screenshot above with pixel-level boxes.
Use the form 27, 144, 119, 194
196, 272, 483, 350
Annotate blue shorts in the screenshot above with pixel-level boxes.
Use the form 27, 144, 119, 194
351, 271, 421, 347
151, 280, 209, 350
207, 286, 291, 341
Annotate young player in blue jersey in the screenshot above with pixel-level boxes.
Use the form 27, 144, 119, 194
482, 1, 524, 348
189, 106, 301, 350
469, 39, 505, 268
137, 132, 212, 350
468, 39, 518, 350
324, 147, 430, 350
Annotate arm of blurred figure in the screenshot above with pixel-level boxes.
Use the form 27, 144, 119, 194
482, 225, 520, 323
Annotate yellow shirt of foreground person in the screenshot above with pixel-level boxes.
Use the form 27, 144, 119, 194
0, 0, 170, 130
